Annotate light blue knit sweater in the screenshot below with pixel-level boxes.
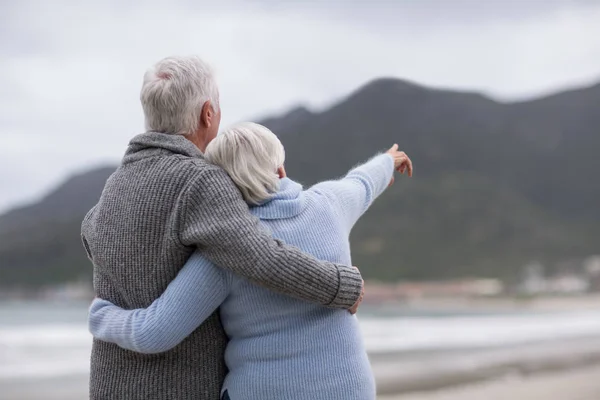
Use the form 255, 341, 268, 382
89, 153, 394, 400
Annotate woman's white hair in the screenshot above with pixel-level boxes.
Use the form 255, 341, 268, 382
140, 56, 220, 136
204, 122, 285, 205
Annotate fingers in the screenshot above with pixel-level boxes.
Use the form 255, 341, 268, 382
349, 275, 364, 314
392, 151, 405, 169
397, 155, 413, 177
394, 153, 406, 170
387, 145, 413, 177
351, 283, 365, 314
406, 156, 413, 177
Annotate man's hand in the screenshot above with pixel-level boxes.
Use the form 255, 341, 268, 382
349, 270, 364, 314
386, 144, 413, 177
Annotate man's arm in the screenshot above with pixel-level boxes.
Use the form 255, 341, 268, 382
88, 252, 228, 353
177, 164, 363, 309
81, 206, 96, 261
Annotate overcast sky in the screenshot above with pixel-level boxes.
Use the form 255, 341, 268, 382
1, 0, 599, 213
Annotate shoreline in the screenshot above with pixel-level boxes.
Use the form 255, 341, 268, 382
3, 336, 600, 399
380, 364, 600, 400
372, 335, 600, 396
363, 293, 600, 313
3, 299, 600, 399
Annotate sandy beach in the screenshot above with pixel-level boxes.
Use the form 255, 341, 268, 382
381, 365, 600, 400
372, 334, 600, 393
4, 299, 600, 399
4, 363, 600, 400
4, 336, 600, 400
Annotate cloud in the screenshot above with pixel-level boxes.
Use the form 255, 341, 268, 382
1, 0, 599, 212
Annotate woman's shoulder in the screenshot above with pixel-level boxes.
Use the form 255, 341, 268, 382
299, 187, 342, 218
303, 181, 344, 205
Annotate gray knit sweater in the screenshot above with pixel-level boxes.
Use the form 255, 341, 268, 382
81, 132, 363, 400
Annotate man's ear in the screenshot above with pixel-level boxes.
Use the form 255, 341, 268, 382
200, 101, 213, 128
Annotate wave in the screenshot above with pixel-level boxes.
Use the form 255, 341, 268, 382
4, 311, 600, 379
0, 324, 91, 347
359, 311, 600, 353
0, 324, 92, 379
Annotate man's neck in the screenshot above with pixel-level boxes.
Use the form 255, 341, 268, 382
185, 132, 208, 153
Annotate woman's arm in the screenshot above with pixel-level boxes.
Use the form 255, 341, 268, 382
88, 252, 229, 354
311, 153, 395, 231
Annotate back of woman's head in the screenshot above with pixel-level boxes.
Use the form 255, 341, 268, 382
204, 122, 285, 205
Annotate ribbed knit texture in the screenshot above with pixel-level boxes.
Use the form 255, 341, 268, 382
81, 132, 364, 400
89, 153, 395, 400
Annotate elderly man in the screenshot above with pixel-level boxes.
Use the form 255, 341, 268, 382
81, 56, 364, 400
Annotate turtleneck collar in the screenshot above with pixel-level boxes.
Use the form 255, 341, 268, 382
122, 131, 203, 164
251, 178, 306, 220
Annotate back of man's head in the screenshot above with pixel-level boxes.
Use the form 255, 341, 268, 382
140, 56, 220, 136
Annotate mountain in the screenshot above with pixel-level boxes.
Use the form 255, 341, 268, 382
275, 78, 600, 219
1, 79, 598, 288
0, 167, 115, 287
261, 78, 600, 281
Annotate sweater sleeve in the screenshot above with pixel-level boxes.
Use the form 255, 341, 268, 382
81, 206, 96, 261
88, 252, 228, 354
310, 153, 394, 231
178, 165, 363, 309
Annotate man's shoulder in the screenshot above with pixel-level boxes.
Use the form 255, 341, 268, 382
102, 154, 237, 206
161, 155, 224, 176
97, 155, 216, 205
114, 154, 211, 183
182, 161, 237, 193
166, 154, 210, 173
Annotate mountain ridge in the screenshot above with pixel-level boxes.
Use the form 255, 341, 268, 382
1, 77, 598, 287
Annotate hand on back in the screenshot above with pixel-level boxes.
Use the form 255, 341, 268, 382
349, 274, 364, 315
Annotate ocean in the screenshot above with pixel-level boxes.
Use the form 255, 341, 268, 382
3, 300, 600, 397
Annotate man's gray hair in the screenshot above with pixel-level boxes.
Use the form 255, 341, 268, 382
140, 56, 220, 135
205, 122, 285, 205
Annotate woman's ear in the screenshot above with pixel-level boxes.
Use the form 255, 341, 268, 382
277, 166, 286, 179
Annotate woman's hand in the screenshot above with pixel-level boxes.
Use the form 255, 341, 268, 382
386, 144, 413, 177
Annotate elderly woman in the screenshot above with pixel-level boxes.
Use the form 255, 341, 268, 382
88, 122, 412, 400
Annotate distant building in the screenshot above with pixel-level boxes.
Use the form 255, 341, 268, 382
517, 260, 592, 295
546, 274, 589, 294
519, 261, 546, 295
584, 255, 600, 292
